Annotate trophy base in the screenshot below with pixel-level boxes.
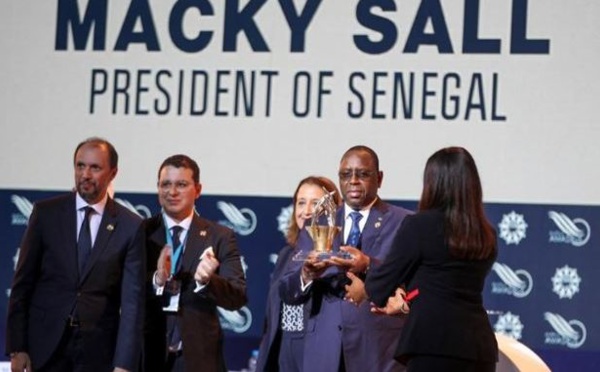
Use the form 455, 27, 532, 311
292, 250, 353, 261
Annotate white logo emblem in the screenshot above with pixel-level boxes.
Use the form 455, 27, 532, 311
277, 204, 293, 238
551, 265, 581, 299
498, 211, 528, 245
548, 211, 591, 247
217, 256, 252, 333
544, 312, 586, 348
10, 195, 33, 225
218, 306, 253, 333
216, 201, 257, 236
491, 262, 533, 298
494, 312, 524, 340
216, 254, 252, 333
114, 198, 152, 218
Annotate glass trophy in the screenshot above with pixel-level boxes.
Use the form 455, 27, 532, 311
292, 189, 350, 261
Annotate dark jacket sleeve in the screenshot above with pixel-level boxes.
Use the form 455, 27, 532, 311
365, 214, 422, 307
203, 226, 247, 310
5, 203, 43, 354
113, 214, 146, 371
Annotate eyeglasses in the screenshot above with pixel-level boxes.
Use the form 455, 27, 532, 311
338, 169, 375, 181
159, 180, 193, 192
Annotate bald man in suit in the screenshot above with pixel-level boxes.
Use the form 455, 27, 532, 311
6, 137, 145, 372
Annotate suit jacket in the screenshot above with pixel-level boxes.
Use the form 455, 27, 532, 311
365, 210, 498, 364
255, 232, 312, 372
279, 199, 412, 372
143, 213, 247, 372
255, 245, 294, 372
6, 193, 146, 371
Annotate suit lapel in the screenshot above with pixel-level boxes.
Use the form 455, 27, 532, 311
80, 198, 119, 283
182, 215, 210, 273
334, 208, 344, 248
336, 200, 389, 253
149, 216, 167, 248
361, 200, 388, 255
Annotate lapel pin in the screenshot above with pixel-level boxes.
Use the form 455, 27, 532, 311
374, 222, 381, 229
200, 230, 207, 237
107, 224, 114, 231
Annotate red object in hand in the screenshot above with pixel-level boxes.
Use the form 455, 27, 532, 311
405, 288, 419, 301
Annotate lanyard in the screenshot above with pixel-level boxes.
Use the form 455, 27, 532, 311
165, 223, 185, 276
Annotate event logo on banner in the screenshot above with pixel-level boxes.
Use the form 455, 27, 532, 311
548, 211, 591, 247
494, 311, 525, 340
277, 205, 293, 238
491, 262, 533, 298
216, 201, 257, 236
551, 265, 581, 299
219, 255, 252, 333
114, 197, 153, 218
498, 211, 528, 245
10, 195, 33, 226
544, 312, 587, 349
218, 306, 253, 333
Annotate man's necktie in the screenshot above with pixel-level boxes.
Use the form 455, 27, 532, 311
78, 206, 94, 274
346, 211, 363, 247
167, 225, 184, 352
171, 225, 183, 273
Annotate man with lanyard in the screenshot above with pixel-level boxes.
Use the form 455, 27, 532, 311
143, 154, 247, 372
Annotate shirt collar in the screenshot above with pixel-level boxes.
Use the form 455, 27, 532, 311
162, 211, 194, 232
76, 192, 108, 215
344, 197, 378, 219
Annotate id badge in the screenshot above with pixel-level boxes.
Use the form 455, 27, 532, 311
162, 279, 180, 312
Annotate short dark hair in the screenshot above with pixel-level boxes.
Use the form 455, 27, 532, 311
74, 137, 118, 169
158, 154, 200, 183
341, 145, 380, 171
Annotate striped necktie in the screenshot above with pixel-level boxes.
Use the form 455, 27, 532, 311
346, 211, 363, 248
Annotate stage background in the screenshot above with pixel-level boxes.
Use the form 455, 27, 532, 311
1, 1, 599, 371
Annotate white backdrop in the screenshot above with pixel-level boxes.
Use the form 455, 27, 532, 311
1, 0, 599, 205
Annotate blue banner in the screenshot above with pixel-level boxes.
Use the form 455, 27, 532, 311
1, 190, 598, 370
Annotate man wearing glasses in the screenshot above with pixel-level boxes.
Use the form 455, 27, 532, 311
142, 154, 247, 372
280, 145, 412, 372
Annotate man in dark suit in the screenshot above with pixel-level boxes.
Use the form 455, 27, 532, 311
5, 137, 146, 372
279, 145, 412, 372
143, 154, 247, 372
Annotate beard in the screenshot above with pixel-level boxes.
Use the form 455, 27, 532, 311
77, 180, 100, 203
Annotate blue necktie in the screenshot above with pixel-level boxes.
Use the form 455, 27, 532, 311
167, 225, 184, 352
78, 206, 94, 274
171, 225, 183, 273
346, 211, 363, 247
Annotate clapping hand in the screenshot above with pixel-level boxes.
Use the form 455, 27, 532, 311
194, 248, 219, 284
155, 245, 172, 286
